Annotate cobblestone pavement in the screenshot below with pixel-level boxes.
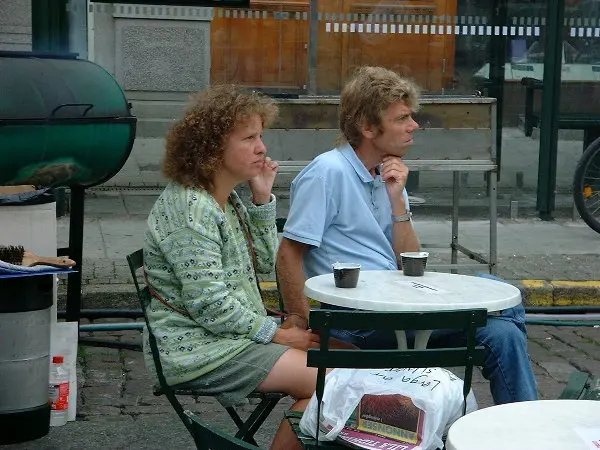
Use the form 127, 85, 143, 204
5, 322, 599, 449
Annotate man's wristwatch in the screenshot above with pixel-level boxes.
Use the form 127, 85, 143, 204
391, 210, 413, 223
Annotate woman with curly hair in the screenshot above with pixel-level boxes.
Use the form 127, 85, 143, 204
143, 85, 319, 448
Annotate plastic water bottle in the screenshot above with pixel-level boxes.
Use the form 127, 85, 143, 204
48, 355, 69, 427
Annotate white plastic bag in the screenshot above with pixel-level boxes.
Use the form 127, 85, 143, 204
300, 367, 477, 450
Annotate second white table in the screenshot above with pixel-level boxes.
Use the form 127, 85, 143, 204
446, 400, 600, 450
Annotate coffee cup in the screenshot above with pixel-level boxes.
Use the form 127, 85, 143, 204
400, 252, 429, 276
332, 263, 361, 288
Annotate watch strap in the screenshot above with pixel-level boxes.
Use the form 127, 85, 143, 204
392, 211, 412, 223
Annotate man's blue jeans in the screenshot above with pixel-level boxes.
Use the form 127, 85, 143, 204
326, 273, 539, 405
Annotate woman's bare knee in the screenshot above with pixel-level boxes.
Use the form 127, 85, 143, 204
258, 349, 317, 399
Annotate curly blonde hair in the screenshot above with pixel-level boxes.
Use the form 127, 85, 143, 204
337, 66, 420, 148
162, 85, 278, 190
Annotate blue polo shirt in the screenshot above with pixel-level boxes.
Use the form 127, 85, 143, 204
283, 144, 410, 279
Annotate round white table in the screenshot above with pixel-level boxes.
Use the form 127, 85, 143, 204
304, 270, 522, 348
446, 400, 600, 450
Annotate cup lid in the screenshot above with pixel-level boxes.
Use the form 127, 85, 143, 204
332, 262, 361, 269
400, 252, 429, 258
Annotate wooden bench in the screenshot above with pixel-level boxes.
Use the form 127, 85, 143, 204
270, 96, 500, 274
277, 155, 499, 273
521, 77, 600, 149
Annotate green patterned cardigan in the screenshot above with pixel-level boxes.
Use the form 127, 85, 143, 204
143, 182, 279, 386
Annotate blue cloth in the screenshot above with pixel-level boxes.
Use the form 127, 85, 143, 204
0, 259, 74, 277
283, 146, 538, 405
282, 145, 409, 279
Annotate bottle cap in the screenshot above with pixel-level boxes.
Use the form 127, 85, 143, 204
52, 355, 64, 364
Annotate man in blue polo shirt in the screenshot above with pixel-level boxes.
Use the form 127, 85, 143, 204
276, 66, 538, 404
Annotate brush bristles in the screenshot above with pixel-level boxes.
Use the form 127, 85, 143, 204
0, 245, 25, 265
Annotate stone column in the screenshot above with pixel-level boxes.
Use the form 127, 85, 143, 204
89, 3, 213, 97
0, 0, 32, 51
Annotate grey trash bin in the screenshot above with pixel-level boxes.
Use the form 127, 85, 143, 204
0, 273, 53, 444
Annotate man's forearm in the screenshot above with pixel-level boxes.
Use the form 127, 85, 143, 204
276, 239, 311, 328
391, 198, 421, 261
392, 220, 421, 261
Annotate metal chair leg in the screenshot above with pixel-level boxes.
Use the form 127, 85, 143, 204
233, 394, 282, 443
225, 407, 258, 446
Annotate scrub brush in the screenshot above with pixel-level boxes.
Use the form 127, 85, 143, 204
0, 245, 75, 268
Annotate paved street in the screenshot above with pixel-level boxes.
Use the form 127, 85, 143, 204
4, 322, 599, 449
4, 189, 596, 450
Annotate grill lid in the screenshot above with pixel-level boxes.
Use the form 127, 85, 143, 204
0, 52, 132, 121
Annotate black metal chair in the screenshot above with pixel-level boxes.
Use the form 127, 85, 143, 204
286, 308, 488, 448
183, 410, 259, 449
126, 249, 286, 447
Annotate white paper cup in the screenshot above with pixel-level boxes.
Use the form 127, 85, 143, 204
332, 263, 361, 288
400, 252, 429, 276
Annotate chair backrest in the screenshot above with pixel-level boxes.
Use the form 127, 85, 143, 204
184, 411, 258, 450
307, 308, 488, 441
126, 248, 144, 297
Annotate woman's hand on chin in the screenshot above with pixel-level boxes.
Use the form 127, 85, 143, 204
249, 157, 279, 204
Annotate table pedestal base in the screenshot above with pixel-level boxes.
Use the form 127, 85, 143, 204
395, 330, 433, 350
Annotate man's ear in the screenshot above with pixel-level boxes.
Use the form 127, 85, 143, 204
360, 120, 377, 139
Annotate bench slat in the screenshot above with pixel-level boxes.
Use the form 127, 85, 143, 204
277, 160, 497, 174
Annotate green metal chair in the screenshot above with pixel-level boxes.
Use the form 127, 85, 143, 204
559, 370, 600, 401
286, 308, 489, 449
126, 249, 286, 447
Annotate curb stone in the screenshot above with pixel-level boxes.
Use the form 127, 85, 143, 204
518, 280, 600, 307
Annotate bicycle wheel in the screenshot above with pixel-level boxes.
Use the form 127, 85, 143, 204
573, 136, 600, 234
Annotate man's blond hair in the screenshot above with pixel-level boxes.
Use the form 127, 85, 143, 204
337, 66, 420, 147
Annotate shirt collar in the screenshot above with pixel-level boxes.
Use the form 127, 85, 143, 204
338, 143, 376, 183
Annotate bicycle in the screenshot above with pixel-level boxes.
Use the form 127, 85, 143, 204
573, 136, 600, 234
